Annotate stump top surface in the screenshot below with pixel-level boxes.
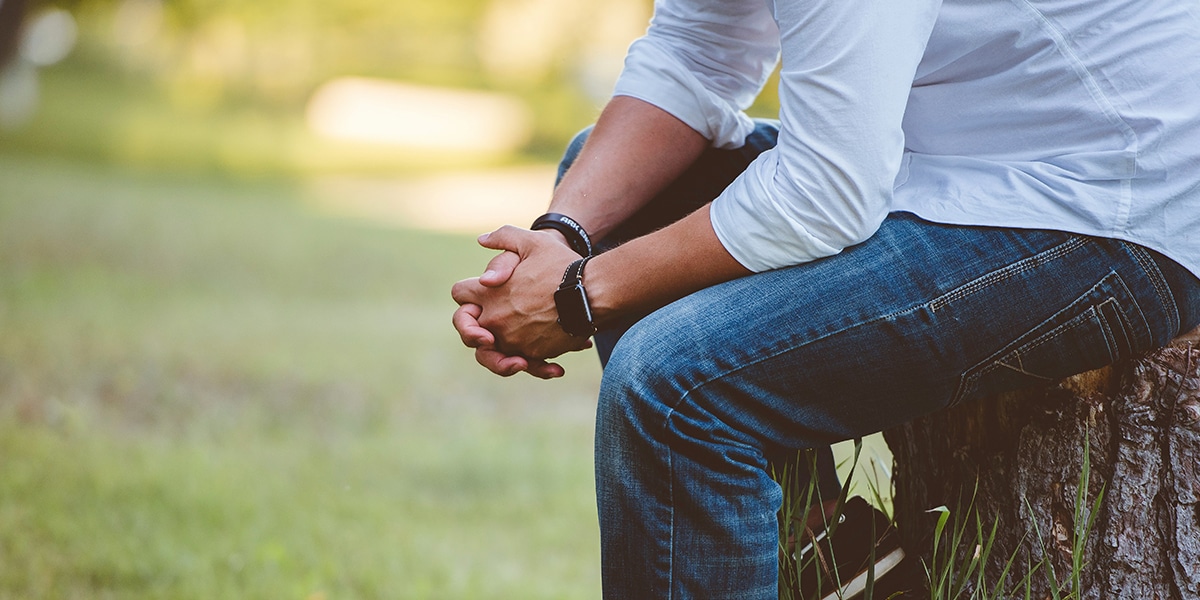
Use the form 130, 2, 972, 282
1172, 325, 1200, 347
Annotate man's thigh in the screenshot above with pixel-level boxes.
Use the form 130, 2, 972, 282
601, 213, 1183, 449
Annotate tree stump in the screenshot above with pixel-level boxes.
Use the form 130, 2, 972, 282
884, 328, 1200, 599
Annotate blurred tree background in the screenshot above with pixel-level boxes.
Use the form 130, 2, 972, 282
0, 1, 783, 598
1, 0, 663, 172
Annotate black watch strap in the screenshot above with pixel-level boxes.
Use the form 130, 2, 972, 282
558, 255, 592, 289
554, 256, 596, 337
532, 212, 593, 257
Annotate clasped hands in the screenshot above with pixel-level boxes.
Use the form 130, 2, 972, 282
451, 226, 595, 379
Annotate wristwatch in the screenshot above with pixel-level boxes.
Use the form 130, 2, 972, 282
554, 256, 596, 337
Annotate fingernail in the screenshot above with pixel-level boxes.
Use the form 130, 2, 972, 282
478, 232, 490, 243
482, 270, 496, 279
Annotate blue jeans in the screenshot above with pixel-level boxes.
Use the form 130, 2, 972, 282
558, 122, 1200, 599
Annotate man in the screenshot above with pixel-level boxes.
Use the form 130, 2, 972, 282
452, 0, 1200, 596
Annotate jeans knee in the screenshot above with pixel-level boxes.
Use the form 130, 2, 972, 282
596, 319, 683, 440
598, 337, 656, 433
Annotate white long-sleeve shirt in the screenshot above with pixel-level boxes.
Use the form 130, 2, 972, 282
613, 0, 1200, 278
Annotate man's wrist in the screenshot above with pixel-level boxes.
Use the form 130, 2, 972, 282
532, 212, 593, 257
542, 229, 571, 249
554, 256, 597, 337
578, 253, 619, 331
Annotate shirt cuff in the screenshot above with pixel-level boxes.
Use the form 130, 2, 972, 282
710, 150, 846, 272
613, 38, 756, 150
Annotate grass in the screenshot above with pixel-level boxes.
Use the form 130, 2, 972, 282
776, 433, 1103, 600
0, 154, 604, 598
0, 421, 596, 599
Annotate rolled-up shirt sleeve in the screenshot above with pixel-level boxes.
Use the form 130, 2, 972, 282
620, 0, 942, 272
613, 0, 781, 149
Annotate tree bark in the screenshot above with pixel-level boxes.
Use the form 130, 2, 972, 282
884, 328, 1200, 599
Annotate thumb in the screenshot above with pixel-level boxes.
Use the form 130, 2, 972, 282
480, 250, 520, 287
477, 225, 530, 255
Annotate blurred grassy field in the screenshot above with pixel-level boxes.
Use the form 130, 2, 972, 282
0, 153, 605, 599
0, 32, 875, 595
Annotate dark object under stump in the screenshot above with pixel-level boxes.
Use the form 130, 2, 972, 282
884, 330, 1200, 599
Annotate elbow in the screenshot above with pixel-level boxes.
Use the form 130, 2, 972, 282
776, 159, 891, 252
819, 192, 888, 250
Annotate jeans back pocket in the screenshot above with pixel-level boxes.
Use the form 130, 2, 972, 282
951, 271, 1151, 406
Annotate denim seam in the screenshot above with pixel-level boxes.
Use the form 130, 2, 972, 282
1093, 269, 1149, 351
869, 236, 1091, 327
950, 270, 1148, 406
634, 402, 680, 598
1112, 271, 1152, 351
928, 236, 1090, 314
996, 300, 1118, 376
668, 444, 676, 600
1124, 242, 1179, 335
1096, 299, 1123, 357
954, 304, 1110, 405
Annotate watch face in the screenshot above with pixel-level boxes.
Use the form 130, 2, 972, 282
554, 283, 594, 337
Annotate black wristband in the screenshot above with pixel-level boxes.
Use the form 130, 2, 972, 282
531, 212, 593, 257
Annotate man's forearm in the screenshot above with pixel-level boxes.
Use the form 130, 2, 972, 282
548, 96, 710, 242
586, 203, 752, 329
548, 96, 752, 331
